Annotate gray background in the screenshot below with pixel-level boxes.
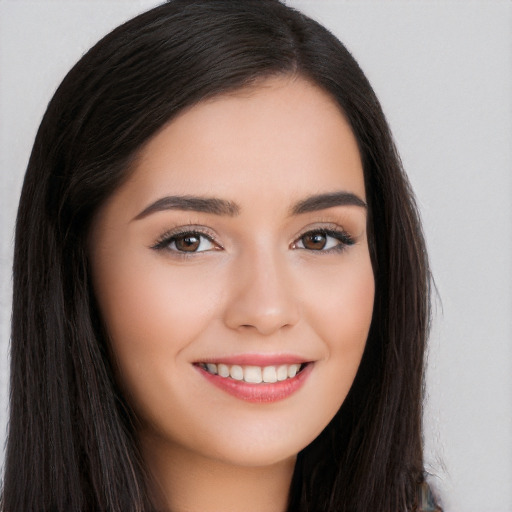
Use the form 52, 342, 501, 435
1, 1, 511, 511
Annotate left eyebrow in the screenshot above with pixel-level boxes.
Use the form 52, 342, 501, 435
291, 191, 367, 215
132, 195, 240, 220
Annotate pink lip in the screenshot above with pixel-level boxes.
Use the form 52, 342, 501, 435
195, 362, 313, 403
194, 353, 310, 366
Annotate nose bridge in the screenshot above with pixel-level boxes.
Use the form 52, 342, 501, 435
223, 243, 299, 335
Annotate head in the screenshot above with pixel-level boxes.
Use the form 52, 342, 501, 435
4, 1, 430, 511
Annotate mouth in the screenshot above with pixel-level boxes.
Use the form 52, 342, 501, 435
195, 362, 309, 384
193, 360, 313, 403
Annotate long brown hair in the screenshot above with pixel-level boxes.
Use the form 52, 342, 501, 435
3, 1, 433, 510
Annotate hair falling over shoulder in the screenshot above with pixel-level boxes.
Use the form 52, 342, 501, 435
2, 1, 440, 510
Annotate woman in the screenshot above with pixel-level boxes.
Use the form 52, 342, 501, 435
2, 0, 440, 510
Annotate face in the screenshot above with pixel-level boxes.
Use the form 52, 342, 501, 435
89, 76, 374, 468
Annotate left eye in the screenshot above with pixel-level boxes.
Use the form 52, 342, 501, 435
294, 230, 353, 251
161, 232, 216, 253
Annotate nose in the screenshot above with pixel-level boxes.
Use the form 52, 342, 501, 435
222, 248, 300, 336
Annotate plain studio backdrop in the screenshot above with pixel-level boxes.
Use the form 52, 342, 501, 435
0, 1, 511, 511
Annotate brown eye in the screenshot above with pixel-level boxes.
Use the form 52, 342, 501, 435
174, 234, 201, 252
294, 229, 355, 253
153, 231, 217, 253
301, 232, 327, 250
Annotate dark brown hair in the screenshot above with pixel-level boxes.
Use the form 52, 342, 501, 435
2, 1, 433, 510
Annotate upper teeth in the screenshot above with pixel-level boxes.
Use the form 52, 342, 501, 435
200, 363, 303, 383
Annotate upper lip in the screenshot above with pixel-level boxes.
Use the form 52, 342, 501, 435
193, 353, 312, 366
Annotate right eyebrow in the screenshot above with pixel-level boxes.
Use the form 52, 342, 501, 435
290, 191, 367, 215
132, 195, 241, 221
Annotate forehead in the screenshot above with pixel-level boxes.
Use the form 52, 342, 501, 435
112, 75, 365, 215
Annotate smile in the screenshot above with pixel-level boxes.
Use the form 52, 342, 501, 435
194, 361, 313, 403
197, 362, 306, 383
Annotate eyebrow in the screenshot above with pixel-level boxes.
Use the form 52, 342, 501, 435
133, 195, 240, 220
290, 191, 367, 215
133, 190, 366, 221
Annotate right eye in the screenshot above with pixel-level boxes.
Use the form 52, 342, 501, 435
153, 231, 218, 253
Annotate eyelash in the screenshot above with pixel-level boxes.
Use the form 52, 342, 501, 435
151, 226, 355, 256
293, 228, 355, 253
151, 227, 220, 255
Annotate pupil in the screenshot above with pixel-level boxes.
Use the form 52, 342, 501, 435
304, 233, 326, 250
176, 235, 200, 251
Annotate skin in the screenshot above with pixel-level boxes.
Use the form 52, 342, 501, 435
89, 75, 375, 512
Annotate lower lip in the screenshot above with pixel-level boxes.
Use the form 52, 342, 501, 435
195, 363, 313, 403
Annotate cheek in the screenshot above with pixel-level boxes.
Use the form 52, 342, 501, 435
91, 249, 223, 408
301, 250, 374, 411
302, 247, 374, 344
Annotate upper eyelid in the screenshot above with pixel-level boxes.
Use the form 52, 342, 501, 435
293, 223, 353, 240
298, 227, 351, 238
292, 227, 354, 247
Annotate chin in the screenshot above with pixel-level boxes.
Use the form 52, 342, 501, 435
205, 440, 300, 469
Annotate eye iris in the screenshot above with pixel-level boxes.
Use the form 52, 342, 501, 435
303, 232, 327, 250
175, 234, 200, 252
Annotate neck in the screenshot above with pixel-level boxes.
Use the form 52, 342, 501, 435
140, 432, 296, 512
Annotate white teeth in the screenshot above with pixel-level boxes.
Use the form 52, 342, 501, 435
277, 365, 288, 381
218, 363, 230, 377
288, 364, 300, 378
244, 366, 262, 383
230, 365, 244, 380
201, 362, 305, 383
262, 366, 277, 383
